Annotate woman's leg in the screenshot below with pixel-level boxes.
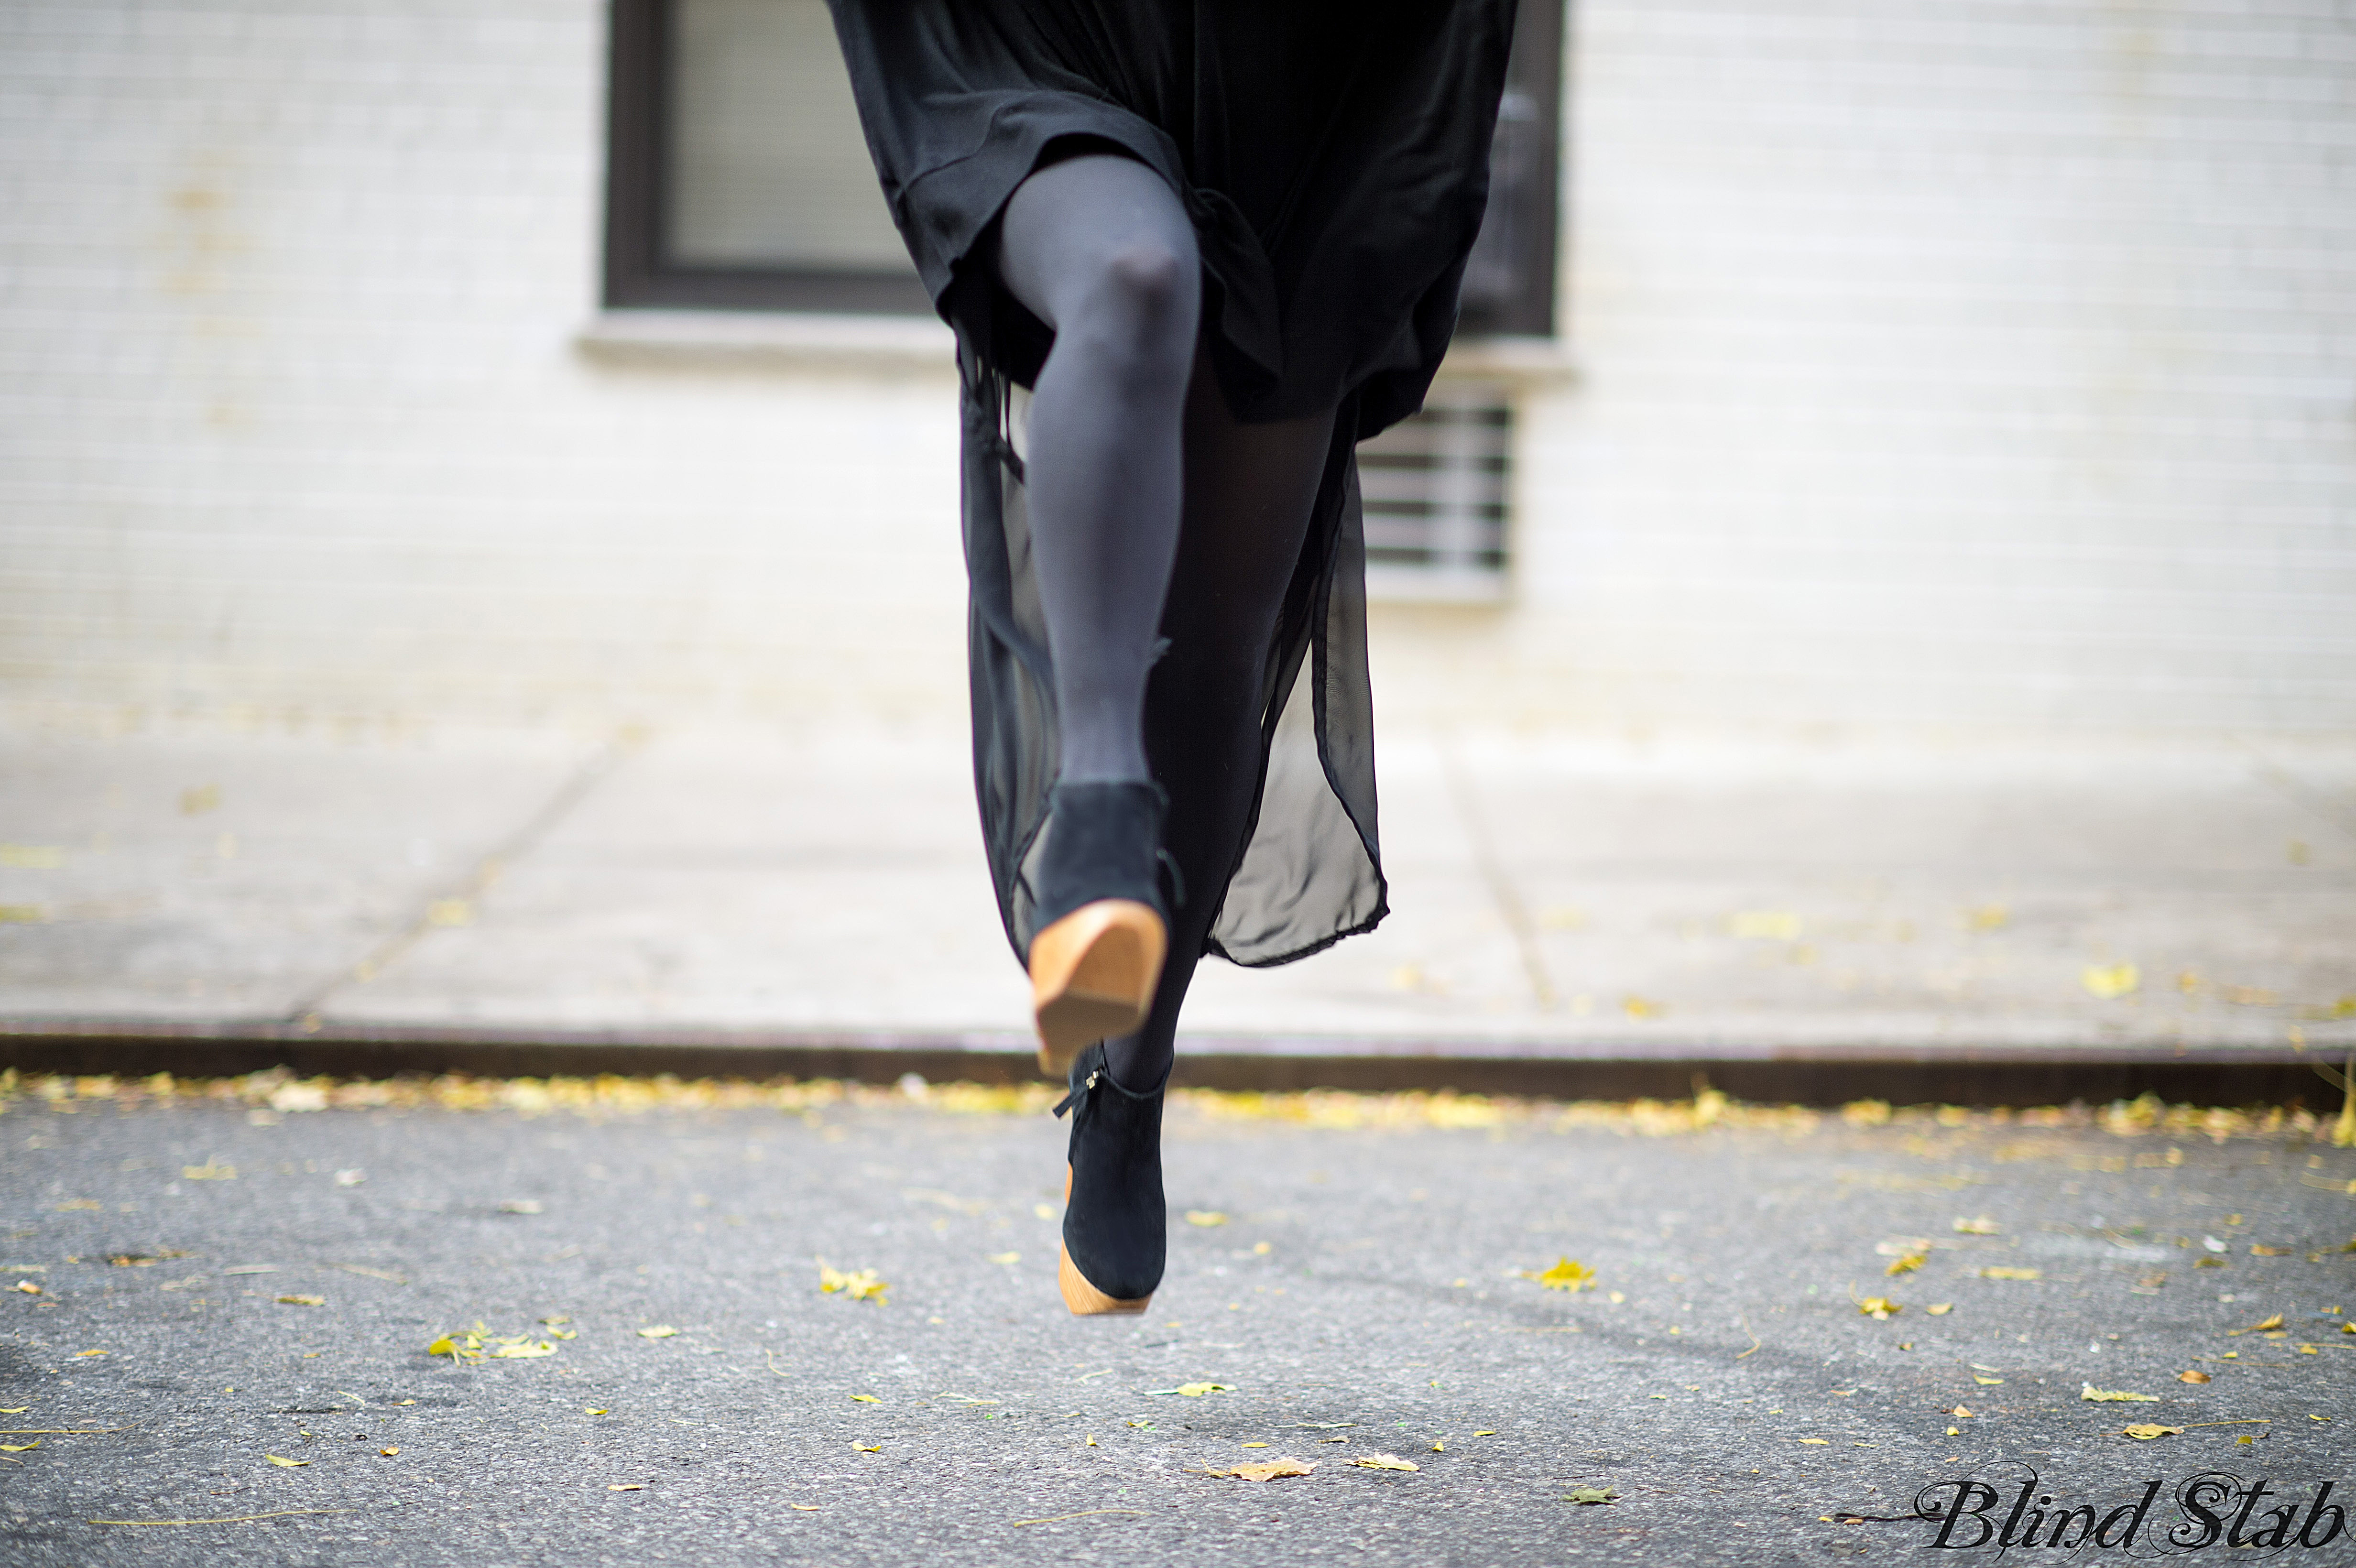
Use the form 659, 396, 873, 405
995, 153, 1201, 785
1098, 369, 1339, 1090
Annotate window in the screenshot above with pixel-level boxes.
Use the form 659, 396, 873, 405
603, 0, 929, 313
603, 0, 1562, 333
1360, 381, 1515, 602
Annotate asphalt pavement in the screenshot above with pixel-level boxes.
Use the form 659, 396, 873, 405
4, 1073, 2353, 1565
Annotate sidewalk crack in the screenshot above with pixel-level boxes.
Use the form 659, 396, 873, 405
281, 728, 644, 1025
1438, 736, 1558, 1011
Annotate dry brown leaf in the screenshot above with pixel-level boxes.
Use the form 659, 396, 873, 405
2179, 1369, 2211, 1383
1353, 1454, 1419, 1471
1227, 1458, 1315, 1481
2081, 1384, 2160, 1403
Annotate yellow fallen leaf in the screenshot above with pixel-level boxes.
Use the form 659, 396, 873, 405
264, 1455, 308, 1467
182, 1161, 237, 1181
1856, 1296, 1901, 1319
818, 1266, 888, 1304
1798, 1438, 1829, 1446
72, 1350, 106, 1358
1431, 1440, 1445, 1452
1522, 1257, 1595, 1292
1564, 1486, 1618, 1505
379, 1447, 398, 1456
1953, 1216, 2000, 1235
1354, 1454, 1419, 1471
1965, 904, 2008, 932
790, 1503, 819, 1511
853, 1444, 881, 1453
1186, 1212, 1228, 1228
1622, 996, 1665, 1019
637, 1326, 678, 1339
2178, 1369, 2211, 1383
1926, 1303, 1953, 1316
850, 1394, 881, 1404
1474, 1430, 1495, 1437
0, 1408, 28, 1414
1979, 1267, 2041, 1281
585, 1408, 609, 1415
0, 1441, 39, 1453
1974, 1376, 2004, 1385
12, 1283, 39, 1295
1228, 1458, 1315, 1481
609, 1484, 643, 1491
2082, 1384, 2160, 1403
487, 1340, 557, 1359
2082, 962, 2139, 999
275, 1296, 325, 1307
1949, 1405, 1973, 1418
1147, 1383, 1232, 1397
1885, 1253, 1926, 1277
2123, 1424, 2184, 1440
987, 1252, 1020, 1264
2227, 1313, 2285, 1336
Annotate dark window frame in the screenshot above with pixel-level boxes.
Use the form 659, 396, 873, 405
602, 0, 1561, 330
602, 0, 931, 314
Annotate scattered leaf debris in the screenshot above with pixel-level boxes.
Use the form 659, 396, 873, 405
1147, 1383, 1232, 1397
1224, 1458, 1315, 1481
263, 1454, 308, 1468
1522, 1257, 1595, 1292
818, 1266, 888, 1304
1353, 1454, 1419, 1472
2081, 1384, 2160, 1403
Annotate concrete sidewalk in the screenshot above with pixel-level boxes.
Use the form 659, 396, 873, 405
1, 719, 2350, 1096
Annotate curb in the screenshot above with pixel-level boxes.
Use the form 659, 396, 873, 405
0, 1020, 2335, 1109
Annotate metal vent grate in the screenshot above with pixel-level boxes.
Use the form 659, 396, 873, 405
1357, 381, 1512, 602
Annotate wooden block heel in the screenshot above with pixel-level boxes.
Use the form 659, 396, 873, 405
1058, 1242, 1152, 1316
1029, 898, 1166, 1078
1058, 1164, 1150, 1315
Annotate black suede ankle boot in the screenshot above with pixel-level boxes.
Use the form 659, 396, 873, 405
1052, 1042, 1166, 1314
1026, 781, 1172, 1080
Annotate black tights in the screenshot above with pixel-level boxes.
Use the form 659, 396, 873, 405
997, 153, 1336, 1090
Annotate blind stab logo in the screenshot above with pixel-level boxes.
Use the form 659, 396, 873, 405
1911, 1465, 2346, 1553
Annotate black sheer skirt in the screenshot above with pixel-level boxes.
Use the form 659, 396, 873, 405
827, 0, 1517, 966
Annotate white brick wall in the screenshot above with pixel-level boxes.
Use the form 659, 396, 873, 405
1380, 0, 2356, 736
2, 0, 2350, 739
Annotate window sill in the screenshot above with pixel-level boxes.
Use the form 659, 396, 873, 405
576, 308, 957, 372
1435, 335, 1579, 387
580, 310, 1576, 386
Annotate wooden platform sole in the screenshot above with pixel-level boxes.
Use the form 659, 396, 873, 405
1056, 1163, 1151, 1316
1028, 899, 1166, 1079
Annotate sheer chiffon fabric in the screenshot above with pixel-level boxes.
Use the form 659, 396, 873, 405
827, 0, 1517, 966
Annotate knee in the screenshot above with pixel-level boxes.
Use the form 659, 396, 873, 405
1069, 241, 1198, 378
